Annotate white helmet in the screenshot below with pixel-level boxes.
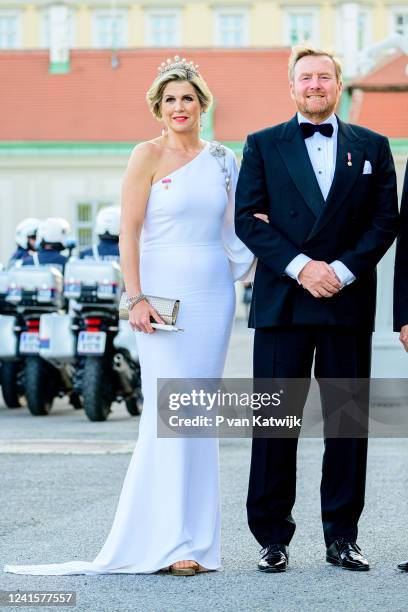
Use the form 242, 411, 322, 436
95, 206, 121, 238
15, 218, 40, 249
37, 217, 71, 246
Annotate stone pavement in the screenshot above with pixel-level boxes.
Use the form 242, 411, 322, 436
0, 320, 408, 611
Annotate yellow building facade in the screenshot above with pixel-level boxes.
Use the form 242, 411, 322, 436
2, 1, 407, 70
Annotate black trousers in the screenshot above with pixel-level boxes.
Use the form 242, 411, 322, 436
247, 326, 372, 547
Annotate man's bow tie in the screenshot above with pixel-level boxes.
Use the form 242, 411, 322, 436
300, 122, 334, 139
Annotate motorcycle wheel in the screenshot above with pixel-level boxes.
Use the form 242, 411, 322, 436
125, 393, 143, 416
83, 357, 113, 422
25, 357, 55, 416
125, 363, 143, 416
0, 361, 25, 408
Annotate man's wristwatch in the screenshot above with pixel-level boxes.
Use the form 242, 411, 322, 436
125, 293, 148, 311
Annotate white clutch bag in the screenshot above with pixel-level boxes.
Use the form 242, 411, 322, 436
118, 293, 183, 331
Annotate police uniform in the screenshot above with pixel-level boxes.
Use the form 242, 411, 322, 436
23, 248, 68, 271
79, 238, 119, 261
9, 246, 29, 266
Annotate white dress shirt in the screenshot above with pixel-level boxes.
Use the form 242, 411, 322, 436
284, 112, 355, 287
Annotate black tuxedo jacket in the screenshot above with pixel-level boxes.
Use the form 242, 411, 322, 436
235, 115, 399, 330
393, 161, 408, 331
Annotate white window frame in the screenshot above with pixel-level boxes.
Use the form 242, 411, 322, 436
73, 200, 114, 249
389, 6, 408, 37
0, 9, 22, 49
40, 6, 76, 49
284, 7, 319, 47
214, 8, 249, 47
145, 9, 181, 47
356, 7, 372, 52
91, 8, 128, 49
335, 6, 343, 56
335, 5, 372, 61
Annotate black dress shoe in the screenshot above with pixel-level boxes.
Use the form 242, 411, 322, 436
258, 544, 288, 572
397, 560, 408, 571
326, 539, 369, 571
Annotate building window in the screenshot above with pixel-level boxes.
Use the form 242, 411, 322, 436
391, 9, 408, 37
335, 5, 372, 61
92, 10, 128, 49
215, 10, 248, 47
285, 10, 319, 46
357, 9, 372, 51
75, 201, 113, 248
41, 7, 76, 49
0, 12, 21, 49
146, 11, 180, 47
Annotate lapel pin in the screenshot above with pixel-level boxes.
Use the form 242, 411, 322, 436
162, 178, 172, 189
347, 152, 352, 167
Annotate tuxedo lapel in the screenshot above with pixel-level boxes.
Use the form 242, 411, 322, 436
307, 118, 366, 241
276, 116, 325, 218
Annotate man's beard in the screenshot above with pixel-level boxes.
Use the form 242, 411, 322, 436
298, 97, 335, 122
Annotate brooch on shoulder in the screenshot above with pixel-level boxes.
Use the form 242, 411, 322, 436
209, 141, 225, 158
209, 141, 231, 193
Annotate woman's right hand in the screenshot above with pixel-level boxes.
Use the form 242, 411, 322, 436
129, 299, 164, 334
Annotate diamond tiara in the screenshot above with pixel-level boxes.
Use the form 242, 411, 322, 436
157, 55, 200, 77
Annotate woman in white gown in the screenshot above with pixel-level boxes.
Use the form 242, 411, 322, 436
4, 57, 253, 577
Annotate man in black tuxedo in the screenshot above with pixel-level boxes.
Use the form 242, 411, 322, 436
393, 160, 408, 573
235, 46, 398, 572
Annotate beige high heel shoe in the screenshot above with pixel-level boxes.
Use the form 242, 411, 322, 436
168, 560, 208, 576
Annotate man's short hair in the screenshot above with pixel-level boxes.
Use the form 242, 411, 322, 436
288, 45, 343, 83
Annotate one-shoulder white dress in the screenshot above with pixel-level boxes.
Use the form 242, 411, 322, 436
4, 141, 253, 575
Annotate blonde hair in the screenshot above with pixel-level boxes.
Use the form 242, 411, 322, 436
288, 45, 343, 83
146, 66, 213, 120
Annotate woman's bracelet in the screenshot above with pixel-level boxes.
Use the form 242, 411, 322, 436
125, 293, 148, 311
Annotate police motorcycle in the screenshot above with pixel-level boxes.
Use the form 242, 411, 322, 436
4, 218, 81, 416
0, 264, 26, 408
65, 206, 142, 422
0, 265, 26, 408
0, 218, 40, 409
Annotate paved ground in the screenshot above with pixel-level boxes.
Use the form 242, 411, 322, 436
0, 320, 408, 611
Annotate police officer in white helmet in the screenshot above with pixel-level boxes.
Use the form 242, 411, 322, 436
80, 206, 120, 261
9, 218, 40, 266
23, 217, 72, 272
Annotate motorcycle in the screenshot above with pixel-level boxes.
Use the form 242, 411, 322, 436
0, 265, 25, 409
5, 264, 80, 415
64, 258, 143, 422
